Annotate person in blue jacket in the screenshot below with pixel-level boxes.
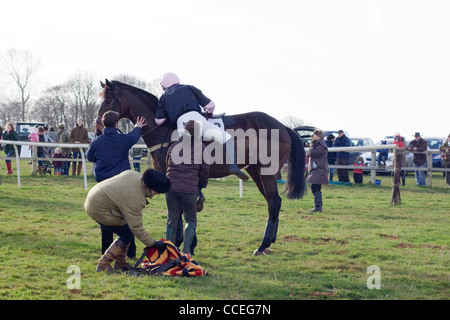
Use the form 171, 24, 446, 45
87, 111, 146, 182
333, 130, 351, 182
87, 110, 146, 259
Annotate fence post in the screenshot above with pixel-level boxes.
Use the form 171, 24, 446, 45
391, 147, 401, 205
371, 151, 377, 184
13, 145, 21, 188
31, 146, 38, 175
427, 153, 433, 187
79, 147, 88, 191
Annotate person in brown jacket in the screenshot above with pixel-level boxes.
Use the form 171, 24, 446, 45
407, 132, 428, 186
305, 129, 329, 212
439, 134, 450, 187
84, 169, 171, 272
164, 121, 210, 255
69, 118, 90, 175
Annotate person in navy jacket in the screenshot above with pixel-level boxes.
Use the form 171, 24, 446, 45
87, 111, 146, 182
87, 110, 146, 258
333, 130, 351, 182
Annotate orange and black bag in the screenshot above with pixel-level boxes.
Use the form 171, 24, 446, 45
123, 240, 207, 277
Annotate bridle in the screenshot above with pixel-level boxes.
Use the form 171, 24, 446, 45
97, 84, 171, 151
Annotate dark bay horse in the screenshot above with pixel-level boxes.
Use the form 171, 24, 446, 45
97, 79, 306, 255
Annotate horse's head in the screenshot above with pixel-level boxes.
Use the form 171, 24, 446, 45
96, 79, 116, 134
97, 78, 162, 136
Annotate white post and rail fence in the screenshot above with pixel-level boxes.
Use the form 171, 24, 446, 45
1, 141, 449, 192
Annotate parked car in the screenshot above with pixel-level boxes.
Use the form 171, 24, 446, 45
293, 126, 348, 147
292, 125, 315, 147
16, 122, 48, 141
347, 137, 374, 164
422, 137, 446, 168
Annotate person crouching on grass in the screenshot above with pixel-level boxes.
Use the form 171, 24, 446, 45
305, 129, 329, 212
84, 169, 171, 272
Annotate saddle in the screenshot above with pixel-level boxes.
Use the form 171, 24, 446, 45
204, 112, 236, 127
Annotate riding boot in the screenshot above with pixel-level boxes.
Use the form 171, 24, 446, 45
5, 162, 13, 175
225, 138, 249, 180
112, 240, 133, 270
97, 238, 129, 272
310, 191, 323, 212
77, 162, 82, 175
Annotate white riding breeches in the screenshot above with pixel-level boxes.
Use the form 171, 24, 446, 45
176, 111, 231, 144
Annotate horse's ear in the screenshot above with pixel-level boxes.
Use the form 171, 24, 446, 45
105, 79, 114, 89
100, 81, 105, 88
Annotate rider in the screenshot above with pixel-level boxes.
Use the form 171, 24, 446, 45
154, 72, 249, 180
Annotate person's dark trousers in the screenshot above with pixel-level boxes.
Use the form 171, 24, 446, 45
98, 223, 134, 245
101, 225, 136, 258
353, 173, 363, 184
165, 191, 198, 255
310, 184, 323, 212
336, 158, 349, 182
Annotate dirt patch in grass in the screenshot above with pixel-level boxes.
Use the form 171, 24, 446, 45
378, 234, 401, 239
395, 242, 448, 250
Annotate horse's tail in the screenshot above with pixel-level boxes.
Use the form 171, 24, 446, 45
284, 127, 306, 200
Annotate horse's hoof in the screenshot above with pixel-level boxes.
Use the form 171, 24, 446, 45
263, 247, 272, 255
252, 249, 265, 256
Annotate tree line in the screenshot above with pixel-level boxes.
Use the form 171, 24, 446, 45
0, 49, 162, 131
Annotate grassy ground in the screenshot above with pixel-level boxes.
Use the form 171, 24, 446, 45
0, 159, 448, 300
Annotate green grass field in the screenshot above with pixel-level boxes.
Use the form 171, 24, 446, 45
0, 160, 448, 300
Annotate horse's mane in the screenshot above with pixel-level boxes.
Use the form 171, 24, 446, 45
115, 81, 159, 108
100, 80, 159, 113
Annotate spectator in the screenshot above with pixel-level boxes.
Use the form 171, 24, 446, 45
305, 129, 328, 212
2, 122, 20, 175
84, 169, 171, 272
87, 110, 146, 260
58, 124, 71, 175
69, 118, 90, 176
439, 133, 450, 187
36, 127, 46, 175
393, 133, 407, 186
47, 126, 59, 155
407, 132, 428, 186
353, 156, 364, 184
333, 129, 351, 182
325, 134, 336, 181
164, 121, 210, 255
377, 140, 389, 167
52, 147, 64, 175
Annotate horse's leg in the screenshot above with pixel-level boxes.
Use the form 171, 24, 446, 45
246, 166, 281, 256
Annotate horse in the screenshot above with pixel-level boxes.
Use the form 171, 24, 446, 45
96, 79, 306, 255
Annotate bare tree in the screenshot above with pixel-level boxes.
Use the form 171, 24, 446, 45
1, 49, 40, 121
31, 84, 71, 127
66, 72, 100, 130
281, 115, 305, 129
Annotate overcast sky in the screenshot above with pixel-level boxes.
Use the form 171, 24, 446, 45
1, 0, 449, 142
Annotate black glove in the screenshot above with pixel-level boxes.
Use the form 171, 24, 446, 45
151, 241, 166, 251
